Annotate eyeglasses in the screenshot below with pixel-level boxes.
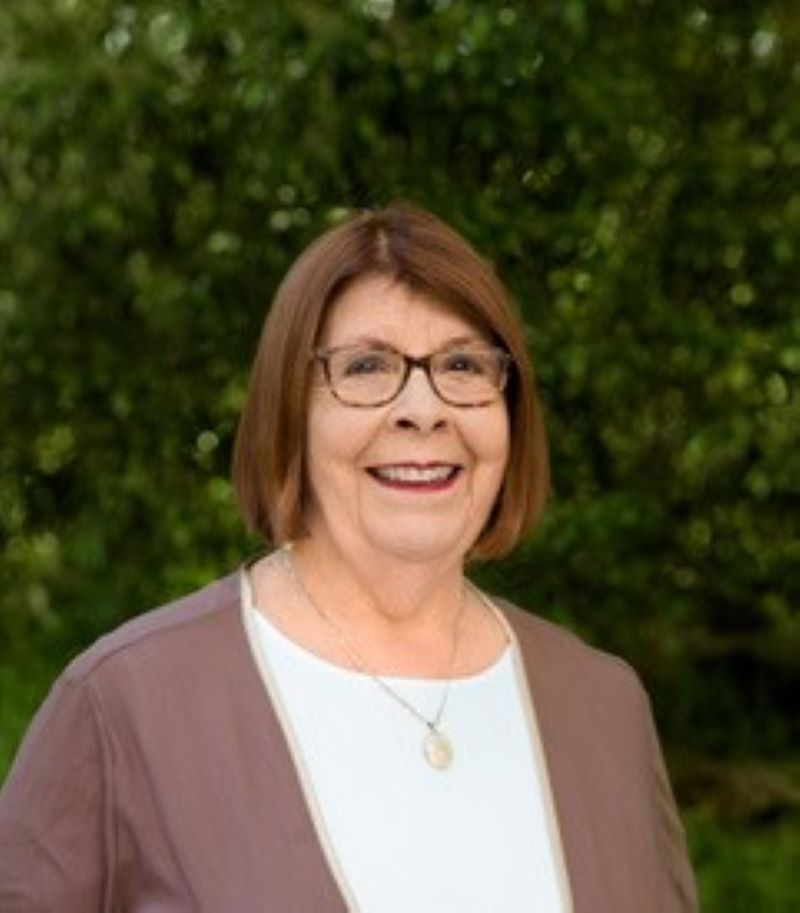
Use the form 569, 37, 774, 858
313, 343, 512, 408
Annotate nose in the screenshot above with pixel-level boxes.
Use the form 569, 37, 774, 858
389, 362, 448, 433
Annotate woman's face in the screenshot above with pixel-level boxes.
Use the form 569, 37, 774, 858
304, 274, 509, 566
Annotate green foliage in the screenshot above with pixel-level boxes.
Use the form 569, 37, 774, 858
688, 810, 800, 911
1, 1, 799, 906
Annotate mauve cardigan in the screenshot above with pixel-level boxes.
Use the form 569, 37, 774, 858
0, 570, 697, 912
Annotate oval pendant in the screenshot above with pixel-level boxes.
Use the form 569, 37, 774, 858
423, 729, 454, 770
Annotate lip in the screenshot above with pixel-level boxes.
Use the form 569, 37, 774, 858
366, 462, 463, 492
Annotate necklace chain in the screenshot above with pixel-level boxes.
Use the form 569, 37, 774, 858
279, 545, 465, 769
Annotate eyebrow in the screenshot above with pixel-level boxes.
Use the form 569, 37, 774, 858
330, 333, 488, 351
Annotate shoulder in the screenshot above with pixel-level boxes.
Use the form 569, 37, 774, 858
496, 597, 650, 726
62, 570, 242, 687
12, 570, 252, 773
499, 598, 643, 685
0, 570, 247, 886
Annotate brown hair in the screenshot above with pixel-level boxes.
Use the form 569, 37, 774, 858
232, 204, 549, 559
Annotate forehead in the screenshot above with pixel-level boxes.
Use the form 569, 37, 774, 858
320, 275, 487, 349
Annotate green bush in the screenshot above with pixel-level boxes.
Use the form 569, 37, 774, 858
688, 810, 800, 911
2, 1, 798, 906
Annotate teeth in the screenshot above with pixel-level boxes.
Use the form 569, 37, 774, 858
373, 465, 456, 483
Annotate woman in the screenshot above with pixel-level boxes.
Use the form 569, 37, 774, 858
0, 205, 697, 911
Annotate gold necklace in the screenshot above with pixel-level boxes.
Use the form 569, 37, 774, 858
280, 545, 464, 771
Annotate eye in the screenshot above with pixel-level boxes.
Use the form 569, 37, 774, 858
439, 350, 491, 376
340, 349, 394, 377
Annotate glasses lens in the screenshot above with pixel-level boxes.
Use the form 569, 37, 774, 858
327, 346, 403, 405
432, 348, 508, 405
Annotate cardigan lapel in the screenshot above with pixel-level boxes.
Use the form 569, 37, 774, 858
503, 602, 668, 913
237, 572, 355, 910
503, 607, 602, 913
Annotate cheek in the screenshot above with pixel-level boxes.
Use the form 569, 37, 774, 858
481, 413, 511, 506
305, 403, 338, 507
305, 402, 370, 494
477, 408, 510, 468
459, 410, 509, 509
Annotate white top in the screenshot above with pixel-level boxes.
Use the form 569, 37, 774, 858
242, 573, 568, 913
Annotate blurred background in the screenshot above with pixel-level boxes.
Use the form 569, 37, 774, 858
1, 0, 798, 907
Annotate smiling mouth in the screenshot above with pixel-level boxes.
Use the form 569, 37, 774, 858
367, 463, 462, 491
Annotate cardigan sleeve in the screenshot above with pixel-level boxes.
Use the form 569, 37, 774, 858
0, 672, 112, 912
639, 687, 699, 913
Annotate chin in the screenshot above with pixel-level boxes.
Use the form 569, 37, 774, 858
365, 524, 475, 565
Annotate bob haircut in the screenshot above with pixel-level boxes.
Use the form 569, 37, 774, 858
233, 204, 549, 560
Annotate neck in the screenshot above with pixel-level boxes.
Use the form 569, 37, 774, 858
277, 534, 469, 679
250, 539, 507, 679
288, 534, 465, 632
